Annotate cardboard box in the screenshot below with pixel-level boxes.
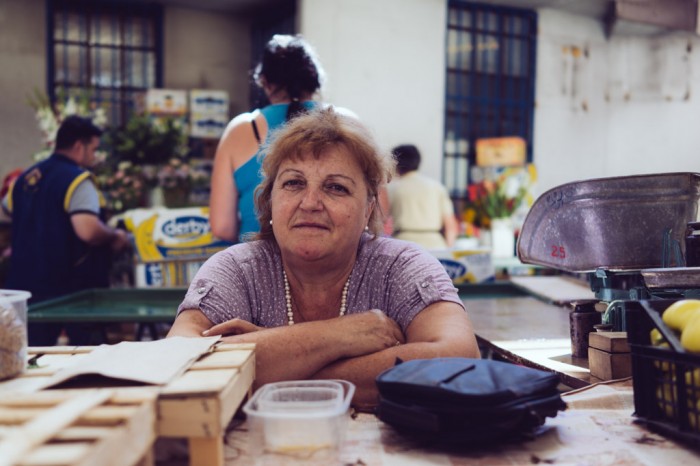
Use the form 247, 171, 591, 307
146, 89, 187, 115
476, 137, 526, 167
190, 112, 229, 138
431, 248, 494, 284
588, 331, 632, 380
122, 207, 231, 264
190, 89, 229, 115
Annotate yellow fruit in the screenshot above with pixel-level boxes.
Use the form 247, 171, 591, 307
656, 383, 676, 418
685, 368, 700, 387
680, 313, 700, 353
650, 328, 665, 346
662, 300, 700, 331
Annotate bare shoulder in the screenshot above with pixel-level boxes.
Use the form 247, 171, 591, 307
221, 111, 258, 138
216, 110, 263, 167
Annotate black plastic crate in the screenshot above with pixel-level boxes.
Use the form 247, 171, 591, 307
625, 300, 700, 449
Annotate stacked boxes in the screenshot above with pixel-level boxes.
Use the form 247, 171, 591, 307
122, 207, 231, 287
189, 89, 229, 139
430, 248, 494, 284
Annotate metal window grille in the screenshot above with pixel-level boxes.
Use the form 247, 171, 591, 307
444, 1, 537, 202
47, 0, 163, 126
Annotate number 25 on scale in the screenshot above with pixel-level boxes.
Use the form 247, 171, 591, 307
551, 245, 566, 259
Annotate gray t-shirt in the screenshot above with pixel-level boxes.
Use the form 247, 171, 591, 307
1, 177, 99, 215
177, 234, 465, 333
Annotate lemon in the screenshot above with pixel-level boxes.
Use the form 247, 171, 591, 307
650, 328, 666, 346
662, 300, 700, 331
680, 313, 700, 353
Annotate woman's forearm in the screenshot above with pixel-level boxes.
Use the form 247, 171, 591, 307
217, 322, 349, 388
310, 341, 452, 410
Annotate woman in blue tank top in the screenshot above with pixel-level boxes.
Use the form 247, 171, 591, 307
209, 35, 325, 243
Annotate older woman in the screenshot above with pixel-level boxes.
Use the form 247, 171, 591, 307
168, 108, 479, 409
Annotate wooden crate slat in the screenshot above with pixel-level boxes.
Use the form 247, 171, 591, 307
158, 396, 223, 437
190, 349, 254, 370
160, 369, 234, 396
219, 353, 255, 428
214, 343, 255, 352
0, 390, 112, 466
0, 407, 46, 424
21, 442, 92, 466
55, 425, 114, 440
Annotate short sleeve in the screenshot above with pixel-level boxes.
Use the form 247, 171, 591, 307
67, 178, 101, 214
379, 241, 464, 332
177, 249, 254, 325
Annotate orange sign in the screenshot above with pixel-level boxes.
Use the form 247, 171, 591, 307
476, 137, 526, 167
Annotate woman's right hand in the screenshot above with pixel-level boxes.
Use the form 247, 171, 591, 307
335, 309, 405, 358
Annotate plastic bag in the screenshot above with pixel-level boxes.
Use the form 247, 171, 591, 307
0, 301, 27, 380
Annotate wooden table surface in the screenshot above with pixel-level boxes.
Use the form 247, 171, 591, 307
462, 284, 599, 388
219, 380, 700, 466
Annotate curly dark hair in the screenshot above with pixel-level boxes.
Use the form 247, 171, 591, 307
253, 34, 324, 121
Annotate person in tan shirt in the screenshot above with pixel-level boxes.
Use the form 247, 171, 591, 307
388, 144, 458, 250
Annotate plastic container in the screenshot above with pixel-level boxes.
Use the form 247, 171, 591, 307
0, 289, 31, 380
243, 380, 355, 465
625, 299, 700, 449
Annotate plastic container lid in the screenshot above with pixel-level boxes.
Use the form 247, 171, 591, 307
244, 380, 355, 419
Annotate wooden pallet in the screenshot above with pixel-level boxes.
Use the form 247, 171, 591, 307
0, 342, 256, 466
0, 388, 157, 466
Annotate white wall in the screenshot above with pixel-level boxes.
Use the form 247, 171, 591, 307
299, 0, 447, 181
0, 0, 46, 175
605, 33, 700, 178
163, 7, 252, 117
533, 9, 611, 194
534, 9, 700, 195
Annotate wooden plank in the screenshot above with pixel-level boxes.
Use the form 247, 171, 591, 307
22, 443, 92, 465
190, 349, 254, 370
158, 397, 222, 437
0, 390, 113, 466
160, 369, 235, 396
588, 348, 632, 380
589, 331, 630, 353
0, 388, 157, 466
218, 352, 255, 429
189, 436, 224, 466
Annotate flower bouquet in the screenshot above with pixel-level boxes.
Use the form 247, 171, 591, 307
94, 160, 146, 214
463, 164, 537, 230
28, 89, 107, 161
103, 115, 188, 166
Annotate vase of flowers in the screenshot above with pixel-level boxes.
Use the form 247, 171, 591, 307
463, 164, 537, 255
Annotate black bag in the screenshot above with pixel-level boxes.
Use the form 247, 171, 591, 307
376, 358, 567, 445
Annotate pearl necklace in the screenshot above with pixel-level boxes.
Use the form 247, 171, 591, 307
283, 270, 350, 325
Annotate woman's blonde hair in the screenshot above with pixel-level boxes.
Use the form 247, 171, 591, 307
253, 107, 395, 242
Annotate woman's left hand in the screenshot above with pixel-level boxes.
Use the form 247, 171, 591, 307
202, 318, 263, 337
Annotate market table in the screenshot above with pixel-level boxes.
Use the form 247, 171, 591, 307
459, 279, 596, 388
28, 288, 185, 340
220, 379, 700, 465
0, 343, 256, 466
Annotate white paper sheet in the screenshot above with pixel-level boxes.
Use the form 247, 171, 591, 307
36, 336, 220, 389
